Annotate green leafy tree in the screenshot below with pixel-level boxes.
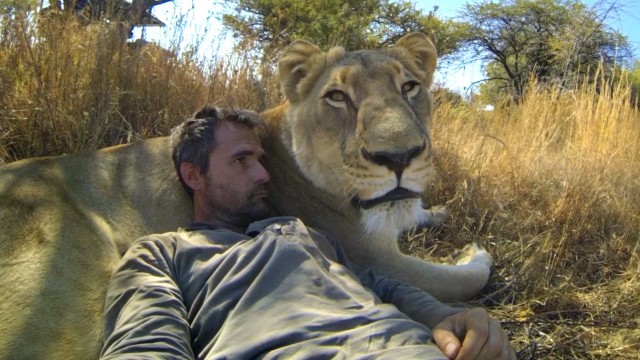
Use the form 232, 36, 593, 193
221, 0, 467, 62
459, 0, 632, 101
476, 62, 511, 105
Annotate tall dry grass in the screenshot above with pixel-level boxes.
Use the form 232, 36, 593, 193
414, 78, 640, 358
0, 9, 280, 164
1, 7, 639, 359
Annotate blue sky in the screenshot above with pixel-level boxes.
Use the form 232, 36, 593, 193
143, 0, 640, 92
414, 0, 639, 54
414, 0, 640, 91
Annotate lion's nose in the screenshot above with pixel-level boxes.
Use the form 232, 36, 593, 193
362, 142, 426, 176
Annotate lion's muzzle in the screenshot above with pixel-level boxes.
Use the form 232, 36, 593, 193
361, 141, 426, 179
352, 187, 421, 209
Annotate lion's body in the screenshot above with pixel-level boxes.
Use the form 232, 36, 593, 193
0, 33, 491, 359
0, 138, 192, 358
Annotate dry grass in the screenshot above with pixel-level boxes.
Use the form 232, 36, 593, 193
1, 8, 639, 359
406, 79, 640, 358
0, 10, 280, 164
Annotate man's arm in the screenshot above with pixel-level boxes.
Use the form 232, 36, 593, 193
358, 267, 515, 360
309, 228, 515, 359
356, 267, 463, 328
100, 236, 194, 360
307, 228, 462, 327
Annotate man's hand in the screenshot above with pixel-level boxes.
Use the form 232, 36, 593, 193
432, 307, 516, 360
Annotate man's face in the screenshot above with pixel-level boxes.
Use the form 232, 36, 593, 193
198, 121, 270, 228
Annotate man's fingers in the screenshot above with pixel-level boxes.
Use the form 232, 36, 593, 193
456, 309, 489, 359
461, 316, 516, 360
480, 317, 508, 359
433, 308, 516, 360
432, 323, 462, 359
485, 318, 517, 360
495, 318, 517, 360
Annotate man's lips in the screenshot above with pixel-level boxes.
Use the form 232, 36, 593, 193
351, 188, 420, 209
252, 187, 269, 199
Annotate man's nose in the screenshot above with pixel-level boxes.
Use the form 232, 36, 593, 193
254, 162, 270, 183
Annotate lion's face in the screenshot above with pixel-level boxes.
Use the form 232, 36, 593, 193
278, 33, 438, 233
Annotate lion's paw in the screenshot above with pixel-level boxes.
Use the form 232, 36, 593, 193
454, 243, 493, 268
420, 205, 449, 227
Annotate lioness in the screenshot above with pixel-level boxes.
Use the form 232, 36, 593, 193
261, 32, 491, 301
0, 33, 491, 359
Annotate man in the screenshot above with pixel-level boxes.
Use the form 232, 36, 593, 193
100, 105, 516, 360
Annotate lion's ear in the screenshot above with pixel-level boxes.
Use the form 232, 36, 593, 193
279, 40, 324, 103
394, 32, 438, 87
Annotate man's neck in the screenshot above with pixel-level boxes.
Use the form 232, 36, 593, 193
192, 215, 247, 234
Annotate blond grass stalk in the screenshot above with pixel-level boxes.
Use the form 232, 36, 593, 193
0, 9, 279, 165
420, 77, 640, 358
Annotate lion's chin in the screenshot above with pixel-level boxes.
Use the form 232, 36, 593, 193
359, 197, 425, 235
352, 187, 421, 210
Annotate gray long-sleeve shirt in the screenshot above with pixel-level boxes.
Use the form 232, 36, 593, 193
101, 217, 462, 359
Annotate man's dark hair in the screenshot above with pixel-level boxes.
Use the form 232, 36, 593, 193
170, 105, 265, 199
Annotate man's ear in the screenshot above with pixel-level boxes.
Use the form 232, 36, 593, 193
179, 162, 204, 192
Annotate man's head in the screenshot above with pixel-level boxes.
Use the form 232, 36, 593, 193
171, 105, 270, 230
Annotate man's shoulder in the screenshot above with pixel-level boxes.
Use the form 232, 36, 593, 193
128, 217, 317, 253
138, 226, 249, 249
129, 230, 189, 252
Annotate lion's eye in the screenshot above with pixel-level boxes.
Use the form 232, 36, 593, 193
324, 90, 349, 108
402, 81, 421, 99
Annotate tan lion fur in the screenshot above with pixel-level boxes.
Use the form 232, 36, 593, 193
0, 138, 192, 358
262, 32, 491, 300
0, 33, 491, 359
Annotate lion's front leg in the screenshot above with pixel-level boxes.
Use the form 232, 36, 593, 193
420, 204, 449, 227
454, 243, 493, 269
417, 206, 493, 269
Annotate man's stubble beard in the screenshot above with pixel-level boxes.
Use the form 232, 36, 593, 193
245, 186, 270, 221
231, 185, 270, 226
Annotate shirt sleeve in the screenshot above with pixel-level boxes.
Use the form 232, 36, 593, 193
315, 231, 464, 329
100, 236, 195, 360
356, 267, 464, 329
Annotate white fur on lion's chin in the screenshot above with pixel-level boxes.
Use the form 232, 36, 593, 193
360, 198, 425, 236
